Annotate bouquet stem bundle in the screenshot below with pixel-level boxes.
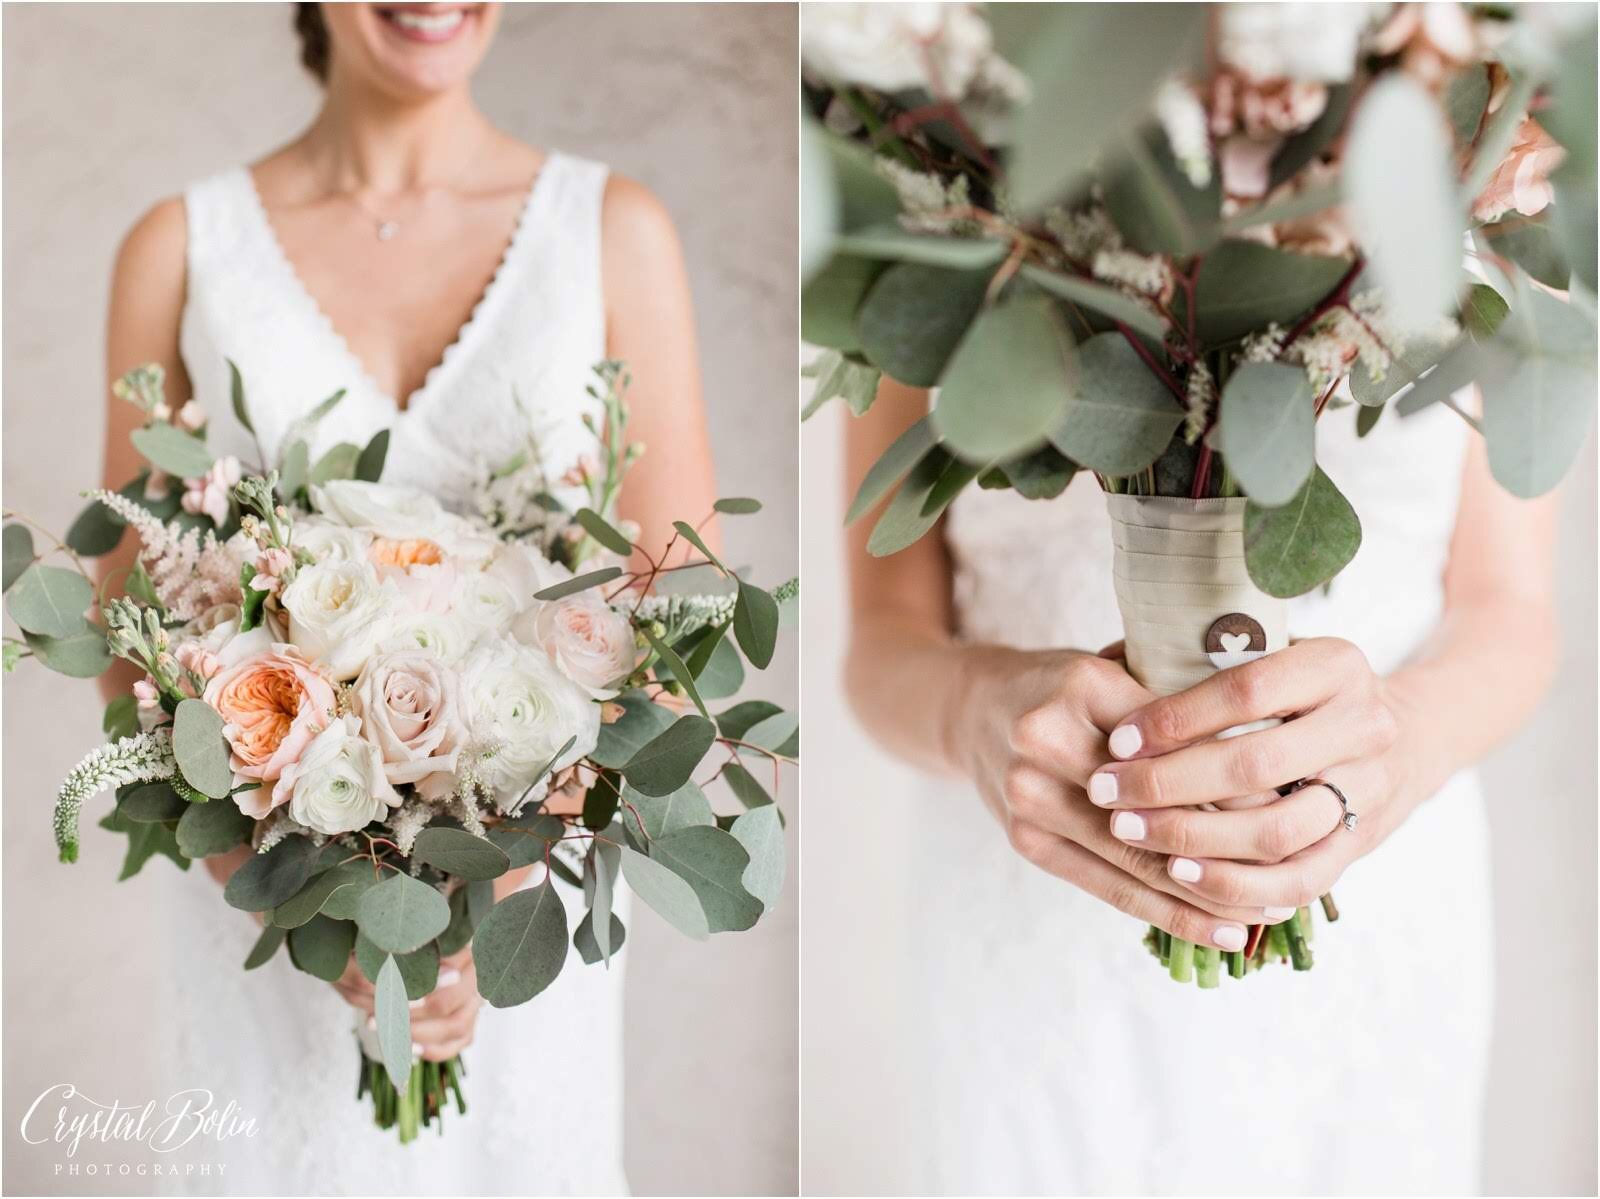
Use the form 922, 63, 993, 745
358, 1052, 465, 1143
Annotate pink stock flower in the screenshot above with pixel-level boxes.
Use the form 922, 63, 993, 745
176, 401, 206, 432
250, 547, 294, 594
132, 678, 160, 710
181, 456, 243, 528
174, 641, 222, 681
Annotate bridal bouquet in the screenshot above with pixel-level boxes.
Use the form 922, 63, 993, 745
802, 2, 1595, 985
5, 362, 795, 1138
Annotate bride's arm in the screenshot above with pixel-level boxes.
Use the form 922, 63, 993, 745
843, 378, 1279, 951
600, 175, 722, 567
99, 197, 191, 705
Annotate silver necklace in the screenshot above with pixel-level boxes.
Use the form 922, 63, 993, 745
340, 190, 403, 242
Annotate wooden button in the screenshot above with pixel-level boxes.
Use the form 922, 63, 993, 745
1205, 613, 1267, 655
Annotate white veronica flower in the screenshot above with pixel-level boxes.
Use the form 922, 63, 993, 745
280, 559, 396, 680
273, 714, 401, 836
459, 641, 599, 812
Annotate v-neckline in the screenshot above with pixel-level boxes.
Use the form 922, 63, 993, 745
237, 154, 558, 415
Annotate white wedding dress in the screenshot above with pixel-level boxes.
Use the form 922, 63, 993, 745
146, 152, 630, 1195
913, 399, 1492, 1195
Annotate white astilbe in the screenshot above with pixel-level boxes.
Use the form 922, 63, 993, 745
1044, 205, 1121, 264
876, 160, 980, 236
1184, 362, 1216, 446
453, 795, 489, 840
1240, 323, 1288, 364
630, 592, 738, 636
385, 798, 441, 858
255, 811, 317, 854
53, 730, 175, 863
86, 489, 243, 621
1285, 289, 1460, 393
1156, 79, 1213, 187
1092, 248, 1174, 297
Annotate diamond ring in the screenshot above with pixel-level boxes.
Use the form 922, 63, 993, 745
1294, 777, 1359, 832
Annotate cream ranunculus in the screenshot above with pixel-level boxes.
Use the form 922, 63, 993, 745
513, 594, 637, 699
460, 641, 599, 812
451, 569, 521, 636
377, 611, 478, 663
350, 650, 469, 787
272, 714, 401, 835
280, 559, 396, 680
293, 518, 374, 565
485, 540, 572, 609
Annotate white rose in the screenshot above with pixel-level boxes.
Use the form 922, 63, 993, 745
272, 714, 401, 836
310, 479, 497, 564
513, 594, 637, 699
280, 559, 396, 680
451, 569, 520, 635
350, 650, 469, 787
294, 518, 373, 565
485, 540, 572, 610
802, 3, 1002, 99
377, 612, 477, 663
460, 641, 599, 811
1220, 2, 1379, 84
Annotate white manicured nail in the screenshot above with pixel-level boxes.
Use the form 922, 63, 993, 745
438, 968, 461, 987
1088, 772, 1119, 807
366, 1016, 376, 1031
1111, 811, 1146, 841
1264, 906, 1296, 921
409, 999, 424, 1009
1213, 925, 1247, 951
412, 1042, 423, 1056
1169, 857, 1203, 883
1109, 725, 1142, 759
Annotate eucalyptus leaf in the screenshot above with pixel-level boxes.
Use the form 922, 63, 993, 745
733, 580, 779, 670
575, 508, 633, 556
591, 840, 618, 962
278, 441, 310, 502
729, 804, 784, 910
591, 690, 675, 769
308, 442, 361, 487
410, 827, 511, 881
356, 934, 438, 1000
175, 793, 252, 858
1101, 127, 1219, 256
621, 781, 716, 843
533, 567, 623, 601
355, 429, 389, 483
718, 701, 799, 757
802, 350, 882, 418
1271, 82, 1355, 188
934, 296, 1074, 462
671, 520, 726, 575
713, 497, 761, 515
803, 253, 884, 351
741, 710, 800, 755
102, 694, 139, 741
119, 782, 188, 823
243, 923, 285, 971
574, 910, 627, 966
23, 628, 111, 678
722, 762, 774, 811
227, 358, 255, 434
844, 416, 938, 526
356, 871, 451, 955
834, 227, 1008, 269
1016, 265, 1167, 340
224, 835, 321, 912
172, 698, 233, 799
583, 771, 622, 831
1345, 74, 1461, 333
474, 881, 570, 1008
130, 424, 214, 479
649, 826, 762, 933
1049, 332, 1184, 476
620, 846, 709, 940
1217, 362, 1315, 507
1193, 241, 1350, 347
621, 715, 717, 797
65, 499, 125, 557
1244, 467, 1363, 598
374, 955, 413, 1095
272, 860, 374, 928
855, 261, 994, 387
867, 446, 956, 557
998, 445, 1079, 500
287, 914, 357, 982
6, 565, 92, 638
1481, 218, 1570, 289
2, 524, 34, 591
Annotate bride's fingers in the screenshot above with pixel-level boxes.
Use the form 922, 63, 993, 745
1088, 705, 1360, 810
419, 1030, 475, 1063
1005, 766, 1271, 922
1163, 822, 1355, 910
411, 998, 481, 1051
335, 985, 376, 1015
1006, 821, 1252, 951
1108, 785, 1344, 863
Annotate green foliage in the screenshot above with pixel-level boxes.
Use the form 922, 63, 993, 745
1009, 2, 1206, 209
172, 699, 233, 799
1101, 127, 1220, 257
648, 826, 763, 933
374, 954, 414, 1096
288, 914, 357, 982
272, 860, 374, 927
621, 781, 716, 844
1217, 362, 1315, 507
574, 910, 627, 965
591, 689, 676, 769
856, 262, 994, 387
356, 429, 390, 483
3, 524, 36, 591
175, 795, 251, 858
1272, 83, 1356, 188
718, 701, 798, 757
722, 762, 774, 811
1016, 266, 1167, 340
308, 442, 361, 487
532, 567, 622, 601
410, 827, 511, 881
575, 508, 633, 556
865, 446, 959, 557
243, 923, 285, 971
130, 424, 213, 479
356, 935, 438, 999
118, 782, 187, 823
845, 416, 937, 525
65, 499, 125, 557
620, 845, 709, 940
224, 836, 321, 911
473, 881, 570, 1007
6, 565, 93, 639
1192, 241, 1350, 346
733, 580, 779, 670
729, 805, 784, 909
802, 350, 882, 418
102, 695, 139, 741
1049, 332, 1184, 475
934, 296, 1074, 462
803, 253, 884, 351
621, 715, 717, 797
356, 871, 451, 955
24, 628, 111, 677
1244, 467, 1363, 597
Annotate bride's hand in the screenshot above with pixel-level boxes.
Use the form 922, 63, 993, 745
333, 947, 483, 1063
952, 645, 1276, 952
1092, 637, 1405, 911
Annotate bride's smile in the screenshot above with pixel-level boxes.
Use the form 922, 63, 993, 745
374, 4, 483, 45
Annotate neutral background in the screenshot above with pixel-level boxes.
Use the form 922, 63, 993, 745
800, 385, 1598, 1196
1, 4, 796, 1195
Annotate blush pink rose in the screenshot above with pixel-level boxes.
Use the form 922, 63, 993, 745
203, 645, 338, 816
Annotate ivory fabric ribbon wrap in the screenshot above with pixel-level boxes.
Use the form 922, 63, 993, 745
1105, 494, 1288, 698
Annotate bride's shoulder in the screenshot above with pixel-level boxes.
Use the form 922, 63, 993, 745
112, 195, 186, 290
599, 173, 682, 271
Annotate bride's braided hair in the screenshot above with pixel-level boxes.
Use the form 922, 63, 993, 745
294, 3, 330, 84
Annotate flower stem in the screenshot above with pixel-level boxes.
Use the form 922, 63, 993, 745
1168, 937, 1195, 983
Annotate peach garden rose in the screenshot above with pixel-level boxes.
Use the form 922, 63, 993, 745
202, 645, 339, 815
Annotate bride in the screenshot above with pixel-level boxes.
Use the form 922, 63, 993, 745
97, 3, 717, 1192
844, 369, 1558, 1194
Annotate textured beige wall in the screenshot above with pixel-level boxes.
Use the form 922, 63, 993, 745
1, 4, 797, 1195
799, 386, 1598, 1196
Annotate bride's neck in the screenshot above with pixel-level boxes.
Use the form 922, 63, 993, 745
300, 83, 491, 196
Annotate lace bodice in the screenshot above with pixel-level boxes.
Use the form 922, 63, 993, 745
181, 152, 609, 509
148, 153, 628, 1195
